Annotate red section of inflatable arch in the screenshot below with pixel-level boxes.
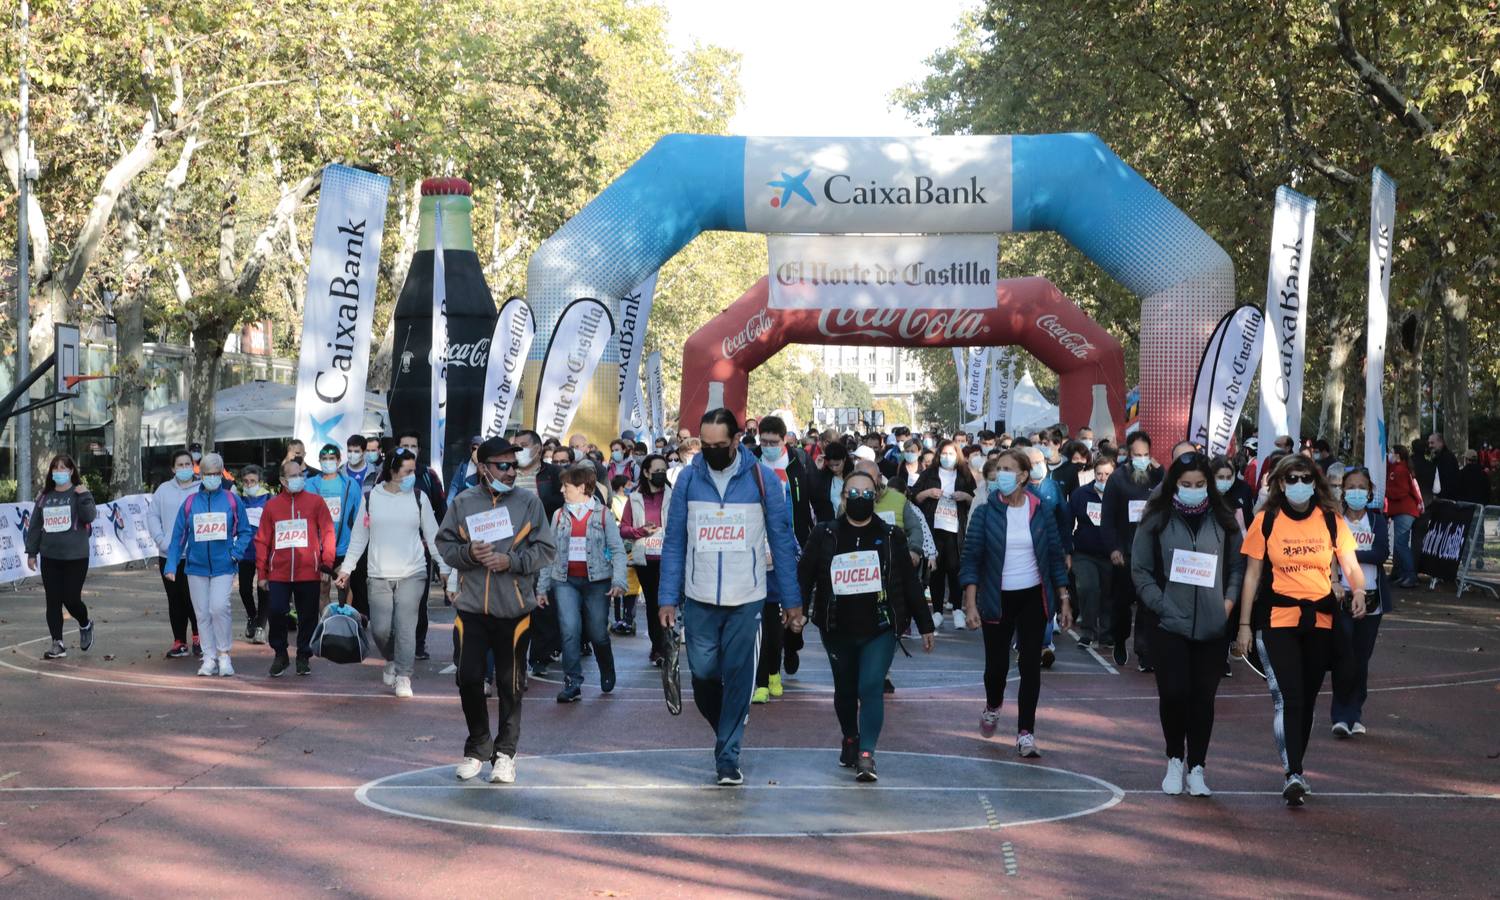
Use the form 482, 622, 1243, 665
679, 276, 1127, 439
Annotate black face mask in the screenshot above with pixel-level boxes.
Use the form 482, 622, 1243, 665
845, 496, 875, 521
702, 444, 736, 471
649, 471, 667, 489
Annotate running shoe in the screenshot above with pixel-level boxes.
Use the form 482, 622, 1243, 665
610, 620, 630, 635
855, 752, 878, 783
217, 656, 234, 677
953, 609, 968, 630
600, 666, 616, 694
1041, 645, 1056, 669
1282, 774, 1308, 806
649, 651, 663, 668
556, 682, 582, 703
979, 706, 1001, 739
489, 753, 516, 784
1112, 643, 1128, 667
197, 657, 218, 677
295, 656, 310, 676
166, 641, 190, 659
932, 610, 945, 630
79, 621, 94, 652
716, 767, 744, 787
192, 637, 203, 658
1016, 731, 1041, 758
1186, 765, 1211, 797
839, 736, 858, 768
768, 674, 783, 698
383, 662, 397, 687
1351, 722, 1368, 735
1137, 661, 1154, 673
1332, 722, 1352, 739
394, 676, 413, 699
43, 640, 67, 660
414, 646, 430, 660
455, 757, 483, 781
270, 655, 290, 677
751, 687, 770, 704
1076, 636, 1093, 649
784, 648, 799, 675
530, 662, 549, 677
251, 626, 267, 645
1162, 758, 1185, 795
1223, 660, 1233, 678
245, 621, 257, 641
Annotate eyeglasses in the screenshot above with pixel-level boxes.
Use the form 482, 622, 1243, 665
845, 489, 876, 500
1282, 473, 1316, 485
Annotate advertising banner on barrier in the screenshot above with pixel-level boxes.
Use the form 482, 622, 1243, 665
645, 351, 665, 441
1256, 186, 1316, 468
535, 298, 616, 441
1414, 500, 1476, 582
964, 347, 989, 416
1366, 169, 1397, 499
617, 272, 659, 433
1189, 306, 1264, 457
480, 297, 535, 439
0, 494, 158, 586
293, 165, 390, 455
430, 204, 450, 484
767, 234, 997, 310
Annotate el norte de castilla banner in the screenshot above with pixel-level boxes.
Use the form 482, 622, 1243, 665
535, 298, 616, 441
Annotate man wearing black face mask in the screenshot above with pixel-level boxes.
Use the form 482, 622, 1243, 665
752, 416, 814, 703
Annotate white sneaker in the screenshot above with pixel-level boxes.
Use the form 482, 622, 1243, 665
1016, 731, 1040, 758
489, 753, 516, 784
1162, 757, 1185, 795
197, 657, 218, 677
455, 757, 484, 780
394, 675, 413, 698
217, 656, 235, 677
1351, 722, 1368, 735
932, 610, 945, 630
1186, 765, 1211, 797
1332, 722, 1352, 739
383, 662, 397, 687
952, 609, 968, 630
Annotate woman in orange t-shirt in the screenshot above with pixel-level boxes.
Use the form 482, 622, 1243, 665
1234, 454, 1366, 807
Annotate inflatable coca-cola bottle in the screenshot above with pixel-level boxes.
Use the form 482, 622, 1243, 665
388, 178, 497, 485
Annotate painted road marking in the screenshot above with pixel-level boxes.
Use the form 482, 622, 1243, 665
1002, 841, 1018, 876
1067, 628, 1120, 674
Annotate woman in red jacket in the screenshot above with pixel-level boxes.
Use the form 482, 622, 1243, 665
1385, 444, 1424, 588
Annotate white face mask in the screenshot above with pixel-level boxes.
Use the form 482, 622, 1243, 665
515, 447, 535, 468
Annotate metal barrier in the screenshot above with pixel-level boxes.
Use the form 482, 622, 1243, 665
1456, 503, 1500, 600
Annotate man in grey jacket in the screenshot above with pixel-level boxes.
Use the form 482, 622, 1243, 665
435, 437, 557, 786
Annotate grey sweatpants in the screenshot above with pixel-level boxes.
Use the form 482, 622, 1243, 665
368, 574, 426, 677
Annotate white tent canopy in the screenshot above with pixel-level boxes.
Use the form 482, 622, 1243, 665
963, 370, 1059, 435
141, 380, 390, 445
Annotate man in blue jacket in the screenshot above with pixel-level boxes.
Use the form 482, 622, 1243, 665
659, 408, 803, 786
166, 453, 253, 677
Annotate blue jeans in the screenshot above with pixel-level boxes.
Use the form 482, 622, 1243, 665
1393, 514, 1416, 583
554, 575, 612, 687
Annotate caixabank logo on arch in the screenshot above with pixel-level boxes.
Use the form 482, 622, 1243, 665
745, 136, 1014, 233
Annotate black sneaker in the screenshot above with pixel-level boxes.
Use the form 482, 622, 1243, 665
192, 640, 203, 659
883, 677, 895, 695
600, 669, 616, 694
622, 623, 636, 637
855, 752, 878, 783
245, 621, 257, 641
270, 655, 290, 677
1041, 646, 1056, 669
414, 647, 430, 661
166, 642, 190, 659
610, 621, 629, 635
556, 683, 581, 703
1113, 643, 1128, 667
79, 621, 95, 652
839, 736, 858, 768
1223, 660, 1234, 678
784, 649, 799, 676
1282, 774, 1308, 807
1138, 661, 1154, 673
1077, 636, 1093, 649
716, 767, 744, 787
295, 656, 311, 676
43, 640, 67, 659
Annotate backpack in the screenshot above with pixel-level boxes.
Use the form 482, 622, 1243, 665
308, 602, 371, 663
182, 489, 241, 545
1252, 505, 1339, 628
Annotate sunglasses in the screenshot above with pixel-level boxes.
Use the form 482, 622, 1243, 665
1176, 451, 1202, 465
845, 489, 877, 500
485, 461, 517, 472
1282, 473, 1316, 485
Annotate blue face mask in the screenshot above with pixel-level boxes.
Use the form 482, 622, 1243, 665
993, 471, 1019, 494
922, 438, 935, 451
175, 467, 195, 482
611, 450, 625, 463
1131, 456, 1151, 472
398, 474, 416, 492
1344, 488, 1369, 509
286, 476, 306, 493
939, 454, 957, 470
1285, 482, 1316, 505
51, 471, 71, 487
201, 475, 223, 491
490, 478, 513, 494
365, 451, 380, 466
761, 446, 784, 463
902, 451, 918, 464
1030, 463, 1047, 481
1215, 478, 1234, 494
1177, 485, 1208, 506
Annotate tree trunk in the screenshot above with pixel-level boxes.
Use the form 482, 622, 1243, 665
1440, 278, 1471, 456
1393, 273, 1433, 450
1318, 328, 1355, 443
112, 193, 148, 495
186, 313, 230, 449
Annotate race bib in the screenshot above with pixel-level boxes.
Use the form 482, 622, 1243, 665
1169, 549, 1218, 587
1128, 500, 1147, 523
694, 509, 748, 553
934, 497, 959, 533
639, 530, 665, 554
246, 507, 264, 528
877, 510, 896, 526
830, 550, 882, 596
274, 518, 309, 550
465, 507, 514, 544
1086, 502, 1102, 527
193, 512, 228, 542
325, 495, 342, 523
42, 505, 72, 533
568, 536, 588, 562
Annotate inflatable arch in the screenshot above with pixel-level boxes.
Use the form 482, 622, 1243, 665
680, 276, 1126, 438
526, 134, 1233, 445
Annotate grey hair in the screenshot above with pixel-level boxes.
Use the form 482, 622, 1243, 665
200, 452, 225, 473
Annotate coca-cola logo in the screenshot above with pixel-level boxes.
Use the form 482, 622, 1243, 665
446, 338, 491, 367
722, 311, 774, 359
1034, 314, 1095, 359
816, 307, 988, 342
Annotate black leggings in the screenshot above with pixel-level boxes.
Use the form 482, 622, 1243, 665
159, 556, 198, 642
1152, 627, 1227, 768
636, 560, 666, 658
981, 585, 1047, 733
237, 559, 268, 625
931, 530, 962, 612
41, 556, 90, 642
1257, 626, 1334, 776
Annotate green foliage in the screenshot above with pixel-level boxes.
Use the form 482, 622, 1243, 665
0, 480, 15, 503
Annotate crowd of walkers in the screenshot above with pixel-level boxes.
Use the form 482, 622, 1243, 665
26, 413, 1439, 806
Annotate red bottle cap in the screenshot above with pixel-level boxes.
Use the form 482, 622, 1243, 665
421, 177, 473, 196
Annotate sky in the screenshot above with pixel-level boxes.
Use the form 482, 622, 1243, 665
662, 0, 977, 137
